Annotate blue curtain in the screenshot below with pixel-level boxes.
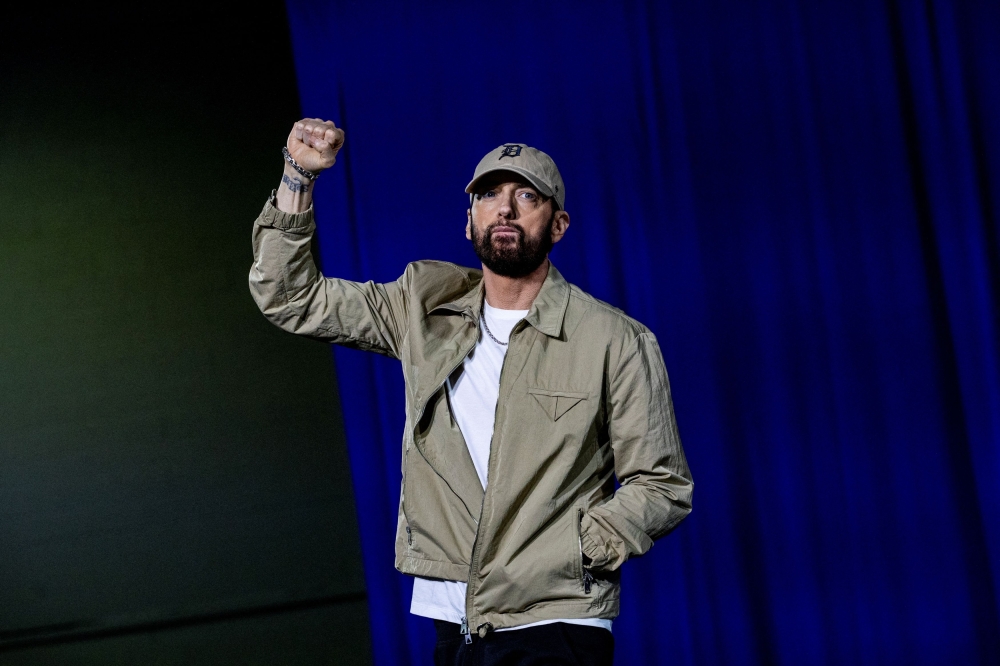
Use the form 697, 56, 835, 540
284, 1, 1000, 663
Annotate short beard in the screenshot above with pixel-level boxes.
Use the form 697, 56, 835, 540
470, 213, 554, 278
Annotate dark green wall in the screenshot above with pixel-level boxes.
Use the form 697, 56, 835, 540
0, 6, 370, 664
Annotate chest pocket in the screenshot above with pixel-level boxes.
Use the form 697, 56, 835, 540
527, 387, 589, 421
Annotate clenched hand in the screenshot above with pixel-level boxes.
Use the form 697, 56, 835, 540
275, 118, 345, 213
287, 118, 345, 173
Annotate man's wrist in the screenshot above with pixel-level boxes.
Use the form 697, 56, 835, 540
280, 170, 311, 195
262, 189, 314, 232
275, 162, 314, 213
282, 146, 321, 181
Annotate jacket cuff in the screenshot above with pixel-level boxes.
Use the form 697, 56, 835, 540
257, 190, 315, 233
580, 512, 615, 570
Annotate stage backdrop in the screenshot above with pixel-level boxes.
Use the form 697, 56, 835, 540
284, 1, 999, 664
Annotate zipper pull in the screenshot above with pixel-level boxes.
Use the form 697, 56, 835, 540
460, 616, 472, 644
405, 526, 412, 546
583, 568, 595, 594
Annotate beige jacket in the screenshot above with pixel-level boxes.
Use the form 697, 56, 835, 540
249, 196, 693, 635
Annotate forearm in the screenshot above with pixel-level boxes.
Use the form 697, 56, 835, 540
275, 162, 314, 213
581, 470, 693, 570
250, 194, 321, 331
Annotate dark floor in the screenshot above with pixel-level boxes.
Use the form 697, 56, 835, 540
2, 600, 370, 666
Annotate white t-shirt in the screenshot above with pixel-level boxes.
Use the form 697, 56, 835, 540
409, 302, 612, 633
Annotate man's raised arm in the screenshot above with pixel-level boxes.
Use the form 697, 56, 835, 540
249, 119, 408, 358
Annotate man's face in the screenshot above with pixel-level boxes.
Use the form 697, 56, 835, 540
466, 172, 566, 278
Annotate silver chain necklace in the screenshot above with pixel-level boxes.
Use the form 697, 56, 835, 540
481, 313, 508, 346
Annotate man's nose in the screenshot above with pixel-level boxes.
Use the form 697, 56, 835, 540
497, 191, 516, 218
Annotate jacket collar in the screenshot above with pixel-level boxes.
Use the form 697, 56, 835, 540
429, 275, 485, 321
429, 261, 570, 339
524, 262, 571, 338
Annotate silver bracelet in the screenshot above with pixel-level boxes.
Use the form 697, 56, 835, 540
282, 146, 320, 181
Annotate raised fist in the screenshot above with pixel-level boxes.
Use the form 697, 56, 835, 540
287, 118, 345, 173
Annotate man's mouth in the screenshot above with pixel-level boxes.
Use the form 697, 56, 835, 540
490, 225, 520, 239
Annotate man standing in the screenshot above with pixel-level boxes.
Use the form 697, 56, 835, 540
250, 118, 693, 665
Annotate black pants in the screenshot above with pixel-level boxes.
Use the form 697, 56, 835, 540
433, 620, 614, 666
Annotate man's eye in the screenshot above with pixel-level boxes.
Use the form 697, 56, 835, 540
520, 192, 536, 200
482, 191, 496, 198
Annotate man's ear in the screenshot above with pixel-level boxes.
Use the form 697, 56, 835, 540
466, 208, 473, 241
550, 210, 571, 244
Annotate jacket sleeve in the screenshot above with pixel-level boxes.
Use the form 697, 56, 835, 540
249, 193, 407, 358
580, 331, 693, 572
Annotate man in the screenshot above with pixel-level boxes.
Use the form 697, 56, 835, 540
250, 118, 693, 665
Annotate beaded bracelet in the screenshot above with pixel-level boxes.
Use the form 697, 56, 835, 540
282, 146, 320, 181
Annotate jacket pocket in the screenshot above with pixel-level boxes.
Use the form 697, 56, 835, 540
577, 508, 595, 594
527, 388, 589, 421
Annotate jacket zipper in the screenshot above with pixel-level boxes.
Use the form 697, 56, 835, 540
460, 616, 472, 644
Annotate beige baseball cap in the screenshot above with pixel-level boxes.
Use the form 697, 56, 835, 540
465, 143, 565, 210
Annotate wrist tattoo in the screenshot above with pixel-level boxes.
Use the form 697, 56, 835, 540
282, 173, 310, 194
